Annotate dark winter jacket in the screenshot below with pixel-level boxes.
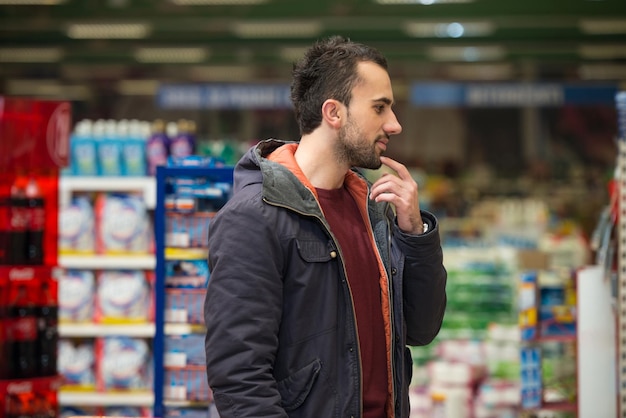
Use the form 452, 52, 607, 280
204, 139, 447, 418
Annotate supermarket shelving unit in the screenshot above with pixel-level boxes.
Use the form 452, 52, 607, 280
57, 175, 157, 410
153, 165, 234, 418
617, 91, 626, 418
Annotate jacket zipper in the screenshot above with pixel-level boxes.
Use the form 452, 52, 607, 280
367, 200, 396, 417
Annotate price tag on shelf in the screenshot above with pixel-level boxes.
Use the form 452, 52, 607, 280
166, 232, 190, 248
166, 383, 187, 401
165, 352, 187, 367
165, 309, 188, 323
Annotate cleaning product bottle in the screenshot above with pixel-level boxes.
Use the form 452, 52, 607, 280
146, 119, 169, 176
97, 119, 123, 176
169, 119, 195, 159
70, 119, 97, 176
123, 119, 148, 176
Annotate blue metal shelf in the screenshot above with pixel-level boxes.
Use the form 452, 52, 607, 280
153, 165, 234, 418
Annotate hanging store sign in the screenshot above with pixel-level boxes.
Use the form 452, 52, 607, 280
410, 82, 618, 107
157, 83, 292, 109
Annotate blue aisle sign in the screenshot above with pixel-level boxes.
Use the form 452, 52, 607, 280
157, 83, 292, 109
410, 82, 618, 107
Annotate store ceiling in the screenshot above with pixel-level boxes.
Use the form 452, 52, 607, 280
1, 0, 626, 99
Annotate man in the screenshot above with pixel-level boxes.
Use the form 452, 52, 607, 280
204, 35, 447, 418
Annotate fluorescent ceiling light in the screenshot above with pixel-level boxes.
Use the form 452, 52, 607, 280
61, 64, 127, 80
428, 45, 506, 61
375, 0, 473, 4
0, 0, 65, 3
187, 65, 254, 81
579, 44, 626, 59
279, 46, 309, 62
6, 80, 90, 100
67, 23, 150, 39
580, 19, 626, 34
0, 48, 63, 62
117, 79, 160, 96
405, 21, 494, 38
579, 64, 626, 80
232, 21, 322, 38
134, 47, 209, 63
171, 0, 267, 4
446, 63, 513, 80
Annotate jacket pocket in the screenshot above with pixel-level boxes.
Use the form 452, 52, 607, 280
277, 358, 322, 411
296, 238, 334, 263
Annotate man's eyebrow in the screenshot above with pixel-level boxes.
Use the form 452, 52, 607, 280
373, 97, 393, 106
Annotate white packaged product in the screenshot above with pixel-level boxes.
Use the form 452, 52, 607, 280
97, 270, 151, 322
59, 270, 95, 322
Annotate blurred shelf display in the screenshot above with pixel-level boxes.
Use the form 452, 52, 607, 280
614, 91, 626, 418
57, 150, 157, 414
0, 98, 71, 418
153, 163, 234, 418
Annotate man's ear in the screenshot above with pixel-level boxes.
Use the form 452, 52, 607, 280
321, 99, 343, 130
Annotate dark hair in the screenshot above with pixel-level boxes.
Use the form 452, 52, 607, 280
290, 35, 388, 135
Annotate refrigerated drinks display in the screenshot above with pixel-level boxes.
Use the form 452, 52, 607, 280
0, 96, 71, 417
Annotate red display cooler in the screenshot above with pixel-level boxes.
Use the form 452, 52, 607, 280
0, 97, 71, 417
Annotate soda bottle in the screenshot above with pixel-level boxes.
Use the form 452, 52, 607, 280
7, 282, 38, 379
0, 196, 10, 265
37, 280, 58, 377
8, 179, 28, 265
25, 178, 45, 265
5, 392, 34, 418
0, 278, 7, 379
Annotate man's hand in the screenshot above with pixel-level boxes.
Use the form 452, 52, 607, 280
369, 156, 424, 234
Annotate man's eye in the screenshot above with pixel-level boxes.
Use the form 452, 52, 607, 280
375, 105, 384, 113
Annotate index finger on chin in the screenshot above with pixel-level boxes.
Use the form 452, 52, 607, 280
380, 156, 410, 179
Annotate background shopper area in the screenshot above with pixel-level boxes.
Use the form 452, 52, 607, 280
2, 0, 626, 417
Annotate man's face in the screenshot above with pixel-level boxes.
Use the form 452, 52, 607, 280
335, 61, 402, 169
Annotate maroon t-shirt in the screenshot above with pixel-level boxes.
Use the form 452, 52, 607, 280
317, 185, 388, 417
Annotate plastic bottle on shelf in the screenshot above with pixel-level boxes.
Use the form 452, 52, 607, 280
123, 119, 148, 176
70, 119, 97, 176
431, 391, 447, 418
146, 119, 169, 176
7, 283, 38, 379
97, 119, 123, 176
169, 119, 195, 159
25, 177, 45, 265
8, 176, 28, 265
37, 280, 58, 377
0, 192, 10, 265
0, 278, 8, 379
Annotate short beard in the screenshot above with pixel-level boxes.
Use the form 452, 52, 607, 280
336, 116, 382, 170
